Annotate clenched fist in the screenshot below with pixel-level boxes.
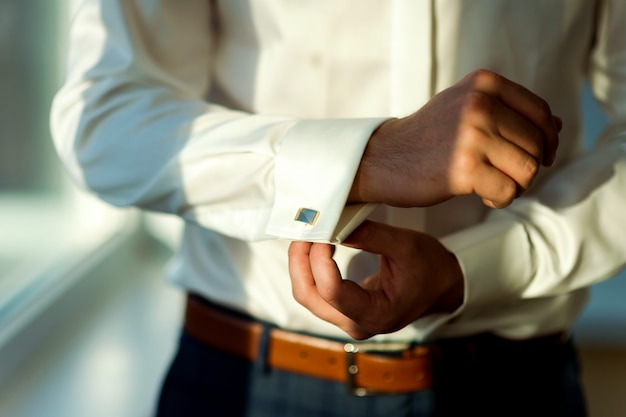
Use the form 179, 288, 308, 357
349, 69, 561, 209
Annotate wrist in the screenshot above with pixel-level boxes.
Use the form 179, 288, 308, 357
431, 252, 465, 315
348, 118, 398, 204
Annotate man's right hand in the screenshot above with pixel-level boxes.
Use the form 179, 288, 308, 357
349, 69, 561, 209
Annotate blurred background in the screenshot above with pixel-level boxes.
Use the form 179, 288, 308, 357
0, 1, 624, 416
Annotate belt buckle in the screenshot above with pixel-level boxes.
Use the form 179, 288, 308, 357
344, 341, 411, 397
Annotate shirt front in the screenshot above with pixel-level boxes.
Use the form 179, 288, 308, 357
51, 0, 626, 342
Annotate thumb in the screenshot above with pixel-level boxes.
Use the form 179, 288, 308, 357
342, 220, 407, 256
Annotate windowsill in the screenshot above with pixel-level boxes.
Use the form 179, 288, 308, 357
0, 191, 137, 349
0, 224, 183, 417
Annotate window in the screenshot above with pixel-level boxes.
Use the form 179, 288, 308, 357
0, 0, 135, 348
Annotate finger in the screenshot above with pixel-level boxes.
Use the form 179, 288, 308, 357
468, 70, 559, 166
288, 241, 315, 303
289, 242, 336, 311
484, 133, 540, 192
343, 220, 419, 297
554, 115, 563, 133
491, 103, 544, 161
342, 220, 404, 256
470, 163, 518, 208
309, 243, 374, 314
459, 90, 544, 165
308, 242, 398, 338
287, 242, 372, 339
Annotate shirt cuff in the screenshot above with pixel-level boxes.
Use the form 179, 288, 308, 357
440, 215, 533, 314
265, 117, 389, 242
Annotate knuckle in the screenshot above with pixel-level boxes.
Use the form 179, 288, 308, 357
496, 181, 517, 207
533, 99, 555, 135
370, 318, 402, 336
346, 328, 371, 341
452, 127, 485, 164
318, 286, 339, 306
536, 98, 552, 122
291, 287, 307, 305
453, 149, 479, 174
469, 68, 500, 89
457, 121, 483, 144
522, 155, 540, 180
526, 134, 544, 159
449, 152, 480, 194
364, 322, 387, 336
463, 91, 495, 117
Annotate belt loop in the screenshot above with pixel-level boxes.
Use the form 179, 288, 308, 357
256, 323, 273, 374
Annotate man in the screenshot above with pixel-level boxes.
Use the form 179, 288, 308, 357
51, 1, 626, 416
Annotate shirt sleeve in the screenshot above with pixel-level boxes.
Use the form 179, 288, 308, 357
50, 0, 385, 242
441, 0, 626, 313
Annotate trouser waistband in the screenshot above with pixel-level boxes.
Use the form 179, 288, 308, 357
184, 293, 568, 396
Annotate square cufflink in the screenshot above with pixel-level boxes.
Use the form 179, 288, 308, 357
294, 208, 319, 226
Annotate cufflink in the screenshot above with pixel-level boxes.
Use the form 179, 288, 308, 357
294, 208, 319, 226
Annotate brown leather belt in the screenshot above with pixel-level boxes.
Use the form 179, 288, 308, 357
184, 294, 433, 395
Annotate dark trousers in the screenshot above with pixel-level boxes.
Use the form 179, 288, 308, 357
156, 327, 588, 417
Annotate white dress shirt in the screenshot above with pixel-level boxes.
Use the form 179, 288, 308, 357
51, 0, 626, 342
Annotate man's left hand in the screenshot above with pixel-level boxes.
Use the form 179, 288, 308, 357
288, 221, 464, 340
